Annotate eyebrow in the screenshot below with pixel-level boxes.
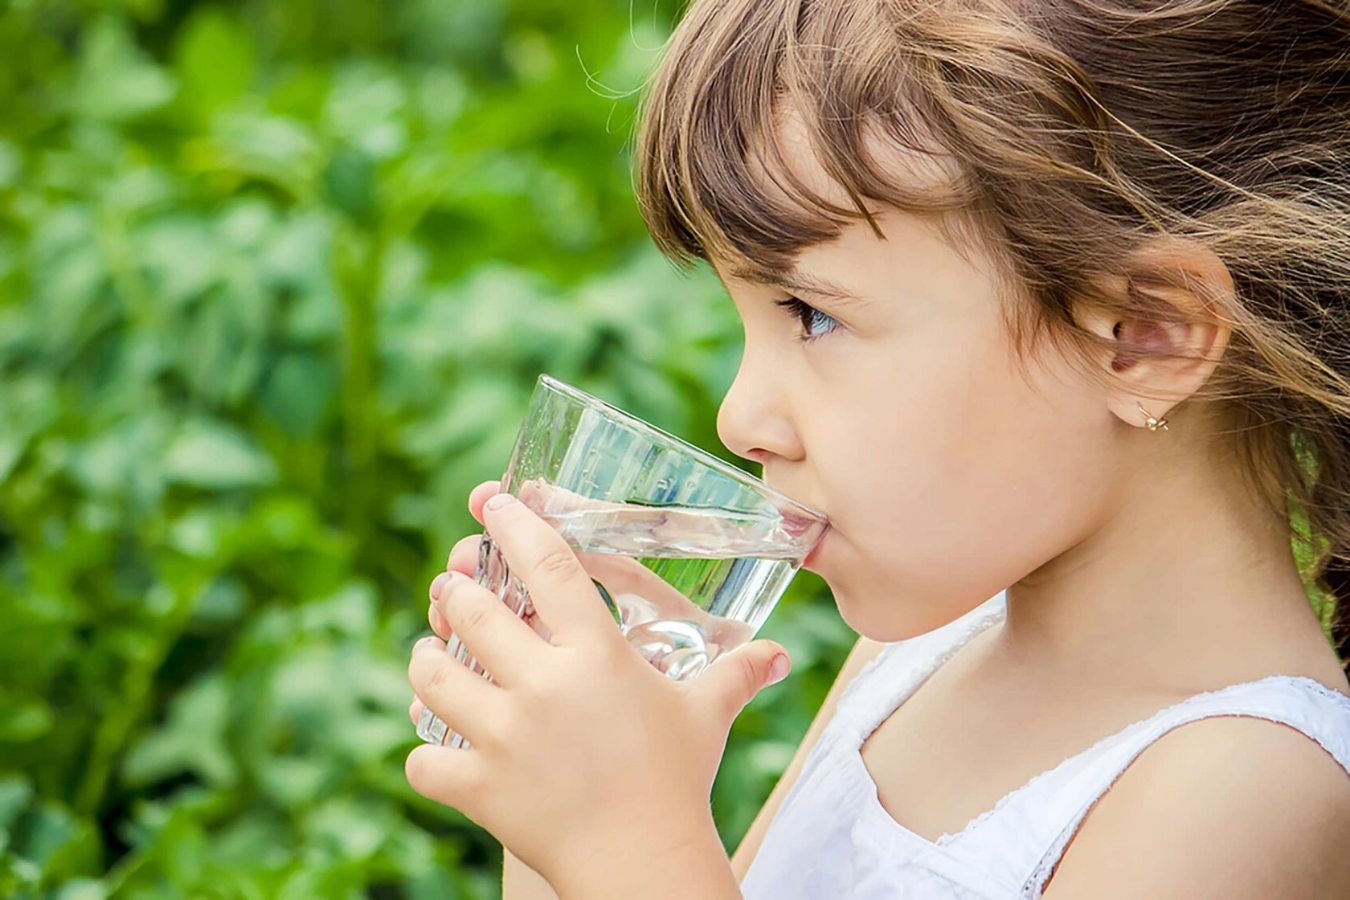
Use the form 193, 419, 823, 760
726, 265, 868, 307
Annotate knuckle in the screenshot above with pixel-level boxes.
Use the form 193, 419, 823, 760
536, 546, 580, 580
518, 667, 553, 701
739, 655, 760, 693
453, 594, 492, 636
426, 658, 455, 695
493, 706, 529, 748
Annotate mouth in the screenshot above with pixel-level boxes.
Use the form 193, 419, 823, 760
779, 510, 817, 538
803, 528, 829, 569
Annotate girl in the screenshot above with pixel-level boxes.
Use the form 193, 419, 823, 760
406, 0, 1350, 897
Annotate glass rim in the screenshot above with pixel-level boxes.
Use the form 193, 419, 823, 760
535, 374, 829, 523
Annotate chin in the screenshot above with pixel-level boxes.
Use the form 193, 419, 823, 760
828, 586, 886, 638
829, 587, 956, 642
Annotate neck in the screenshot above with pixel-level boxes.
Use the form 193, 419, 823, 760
994, 443, 1339, 694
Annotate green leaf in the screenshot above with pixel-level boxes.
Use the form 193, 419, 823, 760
322, 63, 409, 159
297, 582, 377, 638
196, 112, 322, 199
0, 778, 34, 836
303, 798, 388, 861
135, 216, 225, 308
0, 694, 53, 743
0, 140, 21, 189
174, 9, 256, 114
0, 1, 837, 894
73, 17, 177, 121
121, 676, 236, 789
53, 878, 107, 900
323, 143, 377, 226
7, 798, 100, 884
162, 419, 278, 489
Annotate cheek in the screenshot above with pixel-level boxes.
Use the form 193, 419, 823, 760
816, 318, 1111, 633
821, 318, 1016, 509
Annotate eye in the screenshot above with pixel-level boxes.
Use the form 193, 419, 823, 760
772, 297, 841, 343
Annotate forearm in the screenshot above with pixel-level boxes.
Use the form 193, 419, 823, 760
547, 822, 742, 900
504, 848, 560, 900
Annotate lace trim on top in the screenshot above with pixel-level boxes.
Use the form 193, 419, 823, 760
1018, 679, 1350, 898
841, 597, 1010, 846
839, 593, 1350, 854
960, 674, 1350, 852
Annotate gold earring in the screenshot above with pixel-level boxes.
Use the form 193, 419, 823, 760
1137, 402, 1169, 432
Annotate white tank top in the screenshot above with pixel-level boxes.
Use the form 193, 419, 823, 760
740, 591, 1350, 899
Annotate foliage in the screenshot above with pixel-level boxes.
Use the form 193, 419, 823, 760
0, 0, 856, 896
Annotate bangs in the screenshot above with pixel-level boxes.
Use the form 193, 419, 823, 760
634, 0, 978, 274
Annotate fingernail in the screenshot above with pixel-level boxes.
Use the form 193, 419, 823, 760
415, 635, 439, 651
430, 571, 450, 600
767, 654, 791, 687
484, 493, 515, 511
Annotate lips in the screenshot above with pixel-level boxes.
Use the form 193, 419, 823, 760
780, 511, 815, 538
803, 528, 828, 568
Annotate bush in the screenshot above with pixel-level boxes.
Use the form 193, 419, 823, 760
0, 2, 855, 896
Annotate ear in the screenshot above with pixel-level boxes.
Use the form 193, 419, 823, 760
1073, 237, 1235, 431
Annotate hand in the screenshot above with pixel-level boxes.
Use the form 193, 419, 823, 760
406, 480, 718, 688
512, 478, 738, 639
405, 482, 792, 891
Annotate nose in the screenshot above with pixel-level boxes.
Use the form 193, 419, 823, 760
716, 344, 802, 466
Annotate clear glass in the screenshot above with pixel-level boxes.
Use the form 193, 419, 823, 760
416, 374, 830, 749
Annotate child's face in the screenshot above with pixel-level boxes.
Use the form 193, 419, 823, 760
711, 144, 1117, 640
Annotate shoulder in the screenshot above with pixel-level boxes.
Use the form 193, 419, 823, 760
1042, 712, 1350, 900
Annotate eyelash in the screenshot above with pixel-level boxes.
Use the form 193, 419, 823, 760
772, 297, 842, 343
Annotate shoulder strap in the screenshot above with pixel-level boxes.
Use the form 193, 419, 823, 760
828, 592, 1008, 746
1006, 676, 1350, 898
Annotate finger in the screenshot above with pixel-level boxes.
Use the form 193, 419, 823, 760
408, 635, 500, 745
514, 478, 627, 516
435, 571, 546, 686
409, 697, 424, 725
467, 480, 503, 526
433, 534, 487, 641
481, 493, 618, 641
406, 742, 489, 812
428, 571, 456, 639
428, 599, 452, 640
576, 550, 710, 624
430, 570, 451, 601
697, 639, 792, 728
444, 533, 484, 575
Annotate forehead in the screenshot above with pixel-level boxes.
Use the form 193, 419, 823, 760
705, 93, 976, 270
757, 103, 963, 212
711, 103, 982, 282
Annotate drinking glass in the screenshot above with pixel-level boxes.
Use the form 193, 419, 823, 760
416, 374, 830, 749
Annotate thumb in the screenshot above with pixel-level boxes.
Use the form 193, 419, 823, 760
700, 640, 792, 726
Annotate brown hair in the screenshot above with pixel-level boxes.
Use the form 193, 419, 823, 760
634, 0, 1350, 672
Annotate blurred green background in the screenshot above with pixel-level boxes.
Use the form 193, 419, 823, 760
0, 0, 856, 896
